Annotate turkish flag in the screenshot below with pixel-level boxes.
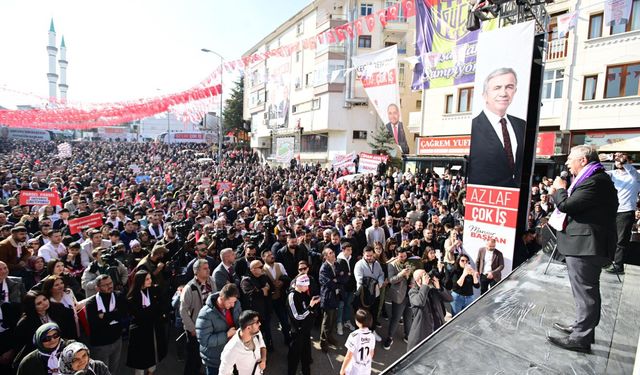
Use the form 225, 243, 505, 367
377, 9, 388, 27
149, 195, 156, 209
402, 0, 416, 18
325, 30, 337, 44
335, 27, 346, 42
354, 18, 364, 34
365, 14, 376, 32
343, 23, 355, 38
302, 195, 315, 212
386, 3, 399, 20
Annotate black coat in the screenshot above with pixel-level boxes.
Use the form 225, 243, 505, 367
467, 111, 526, 188
240, 274, 272, 316
85, 292, 127, 346
126, 287, 168, 370
552, 170, 618, 257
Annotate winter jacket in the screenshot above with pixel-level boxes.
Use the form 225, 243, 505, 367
179, 276, 216, 333
195, 292, 241, 368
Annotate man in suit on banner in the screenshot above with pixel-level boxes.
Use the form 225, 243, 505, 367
547, 145, 618, 353
467, 67, 526, 188
385, 104, 410, 155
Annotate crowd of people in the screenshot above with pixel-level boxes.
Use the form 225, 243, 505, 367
1, 138, 635, 374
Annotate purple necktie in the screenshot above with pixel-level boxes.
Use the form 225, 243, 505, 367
500, 118, 515, 171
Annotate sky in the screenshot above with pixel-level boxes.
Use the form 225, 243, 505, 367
0, 0, 310, 108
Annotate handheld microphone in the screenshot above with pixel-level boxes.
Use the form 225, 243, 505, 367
560, 170, 569, 181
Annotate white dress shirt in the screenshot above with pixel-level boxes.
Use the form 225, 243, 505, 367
484, 110, 518, 158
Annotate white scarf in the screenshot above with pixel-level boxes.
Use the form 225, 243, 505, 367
40, 342, 62, 373
96, 292, 115, 313
141, 289, 151, 307
148, 224, 164, 239
1, 280, 8, 303
8, 237, 25, 258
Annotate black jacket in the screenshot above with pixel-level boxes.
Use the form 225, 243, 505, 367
85, 292, 127, 346
552, 170, 618, 257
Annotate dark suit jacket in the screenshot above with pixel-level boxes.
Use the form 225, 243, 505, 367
552, 170, 618, 257
467, 111, 526, 188
3, 276, 25, 304
475, 247, 505, 281
385, 122, 410, 154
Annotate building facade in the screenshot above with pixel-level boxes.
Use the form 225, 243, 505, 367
415, 0, 640, 176
243, 0, 421, 164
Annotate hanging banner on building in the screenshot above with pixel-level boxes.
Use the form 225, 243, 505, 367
417, 135, 471, 155
463, 21, 535, 278
266, 57, 291, 129
604, 0, 633, 26
352, 45, 409, 154
332, 152, 357, 172
411, 0, 497, 90
275, 137, 295, 164
358, 152, 388, 174
69, 213, 104, 235
19, 190, 62, 207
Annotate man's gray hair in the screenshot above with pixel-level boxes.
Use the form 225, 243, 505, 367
483, 67, 518, 94
571, 145, 599, 163
192, 258, 209, 274
219, 248, 234, 261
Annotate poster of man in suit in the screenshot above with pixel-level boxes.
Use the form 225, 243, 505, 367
463, 21, 536, 279
385, 104, 410, 154
467, 67, 526, 188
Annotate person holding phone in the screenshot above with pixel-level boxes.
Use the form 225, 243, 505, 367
287, 275, 320, 375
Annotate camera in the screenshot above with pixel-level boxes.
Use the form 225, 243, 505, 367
101, 244, 124, 266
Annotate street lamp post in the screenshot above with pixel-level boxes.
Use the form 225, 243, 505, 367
201, 48, 224, 162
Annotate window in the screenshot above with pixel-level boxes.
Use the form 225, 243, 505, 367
305, 72, 313, 87
543, 69, 564, 99
312, 98, 321, 109
611, 0, 640, 34
301, 133, 328, 153
457, 88, 473, 112
398, 63, 405, 86
360, 3, 373, 16
588, 13, 603, 39
583, 75, 598, 100
416, 99, 422, 109
353, 131, 368, 140
295, 51, 301, 63
445, 94, 454, 114
605, 63, 640, 98
296, 22, 304, 35
358, 35, 372, 48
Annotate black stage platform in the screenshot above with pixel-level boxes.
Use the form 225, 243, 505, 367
382, 252, 640, 374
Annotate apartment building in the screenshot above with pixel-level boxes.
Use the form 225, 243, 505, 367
243, 0, 421, 163
412, 0, 640, 175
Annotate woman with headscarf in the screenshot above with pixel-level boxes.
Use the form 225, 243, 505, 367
126, 270, 168, 375
16, 323, 69, 375
23, 256, 48, 291
58, 342, 111, 375
14, 290, 76, 362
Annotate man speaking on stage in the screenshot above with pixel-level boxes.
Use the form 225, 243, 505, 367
547, 145, 618, 353
467, 67, 526, 188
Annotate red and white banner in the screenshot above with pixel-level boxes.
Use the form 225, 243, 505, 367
463, 185, 520, 273
69, 213, 104, 235
213, 195, 221, 209
19, 190, 61, 207
333, 152, 356, 172
417, 136, 471, 156
352, 45, 400, 126
358, 153, 388, 174
536, 132, 557, 158
201, 177, 211, 188
216, 181, 234, 192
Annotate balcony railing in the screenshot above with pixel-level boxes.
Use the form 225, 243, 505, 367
547, 37, 568, 60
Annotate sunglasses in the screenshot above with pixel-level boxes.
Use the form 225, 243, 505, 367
42, 332, 61, 342
298, 267, 308, 271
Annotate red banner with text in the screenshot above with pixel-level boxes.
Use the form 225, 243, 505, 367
69, 213, 104, 235
19, 190, 61, 207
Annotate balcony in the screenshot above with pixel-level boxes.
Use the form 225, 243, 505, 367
547, 37, 568, 60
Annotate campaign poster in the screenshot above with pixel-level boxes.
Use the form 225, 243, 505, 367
463, 21, 535, 277
19, 190, 62, 207
358, 152, 388, 174
412, 0, 497, 90
332, 152, 357, 173
266, 57, 291, 129
275, 137, 295, 164
69, 213, 104, 235
352, 45, 408, 155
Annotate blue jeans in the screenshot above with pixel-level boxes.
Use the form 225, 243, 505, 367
451, 291, 474, 316
337, 291, 355, 324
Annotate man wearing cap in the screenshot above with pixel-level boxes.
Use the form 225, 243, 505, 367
287, 274, 321, 375
0, 226, 28, 276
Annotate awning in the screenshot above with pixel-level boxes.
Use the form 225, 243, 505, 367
598, 136, 640, 152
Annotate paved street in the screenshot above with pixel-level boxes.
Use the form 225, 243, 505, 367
121, 312, 415, 374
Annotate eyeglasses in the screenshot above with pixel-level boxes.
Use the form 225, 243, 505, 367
298, 267, 308, 271
42, 332, 61, 342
